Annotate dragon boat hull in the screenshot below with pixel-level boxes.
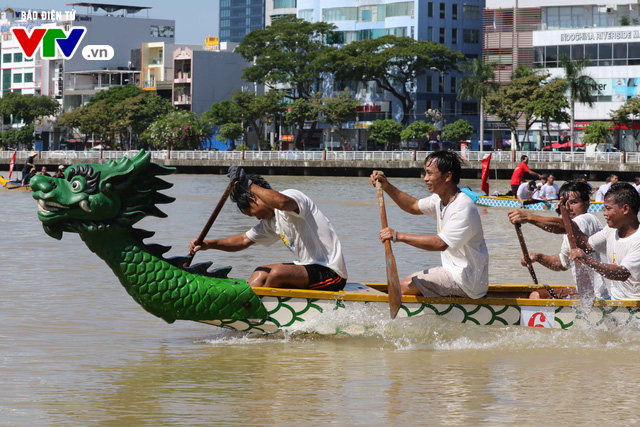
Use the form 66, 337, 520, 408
200, 283, 640, 334
461, 188, 604, 212
1, 175, 32, 191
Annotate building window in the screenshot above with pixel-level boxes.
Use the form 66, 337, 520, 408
440, 3, 446, 19
452, 4, 458, 20
24, 73, 33, 83
427, 26, 433, 41
3, 69, 10, 93
13, 52, 22, 63
3, 53, 11, 63
428, 2, 433, 17
463, 29, 480, 44
439, 74, 444, 92
450, 77, 457, 93
439, 27, 445, 44
150, 25, 174, 38
452, 28, 458, 44
463, 5, 480, 20
323, 7, 357, 21
427, 75, 432, 92
13, 73, 22, 83
274, 0, 296, 8
299, 9, 313, 21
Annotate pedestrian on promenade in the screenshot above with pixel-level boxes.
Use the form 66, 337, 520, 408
510, 155, 541, 196
188, 166, 348, 291
369, 151, 489, 298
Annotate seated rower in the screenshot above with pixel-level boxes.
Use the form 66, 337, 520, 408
539, 173, 559, 201
516, 180, 536, 206
21, 167, 37, 186
569, 183, 640, 300
508, 181, 607, 299
188, 167, 347, 291
370, 151, 489, 299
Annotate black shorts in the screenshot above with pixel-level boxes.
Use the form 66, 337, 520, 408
287, 264, 346, 291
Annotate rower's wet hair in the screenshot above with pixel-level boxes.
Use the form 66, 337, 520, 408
230, 174, 272, 211
424, 150, 462, 184
559, 181, 591, 202
605, 182, 640, 214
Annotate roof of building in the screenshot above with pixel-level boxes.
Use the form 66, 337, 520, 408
66, 3, 151, 14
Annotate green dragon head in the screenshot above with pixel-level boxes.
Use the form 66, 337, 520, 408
31, 150, 175, 240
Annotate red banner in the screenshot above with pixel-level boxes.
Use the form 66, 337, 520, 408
8, 151, 16, 179
481, 153, 492, 195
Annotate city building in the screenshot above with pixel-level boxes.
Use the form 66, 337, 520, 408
137, 41, 202, 99
484, 0, 640, 150
172, 46, 259, 115
219, 0, 265, 43
267, 1, 485, 148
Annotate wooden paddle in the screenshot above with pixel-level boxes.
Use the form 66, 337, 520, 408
184, 181, 236, 268
514, 223, 558, 299
376, 181, 402, 319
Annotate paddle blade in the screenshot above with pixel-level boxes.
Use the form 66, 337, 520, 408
385, 242, 402, 319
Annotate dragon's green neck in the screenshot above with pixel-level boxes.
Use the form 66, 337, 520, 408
78, 226, 267, 323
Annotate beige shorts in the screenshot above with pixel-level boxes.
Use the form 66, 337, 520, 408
410, 266, 467, 297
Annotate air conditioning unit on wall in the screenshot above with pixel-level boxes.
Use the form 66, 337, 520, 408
606, 5, 616, 13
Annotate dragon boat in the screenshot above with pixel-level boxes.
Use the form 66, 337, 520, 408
29, 151, 639, 335
461, 187, 604, 213
1, 175, 33, 191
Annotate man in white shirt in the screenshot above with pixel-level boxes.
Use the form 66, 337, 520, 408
595, 174, 618, 202
370, 151, 489, 298
516, 180, 536, 205
189, 167, 348, 291
508, 181, 607, 300
539, 174, 559, 201
571, 183, 640, 299
531, 174, 547, 200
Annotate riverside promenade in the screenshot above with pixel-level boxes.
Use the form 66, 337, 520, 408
1, 149, 639, 180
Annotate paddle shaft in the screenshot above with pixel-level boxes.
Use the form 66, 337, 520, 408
559, 203, 578, 250
184, 181, 236, 268
514, 223, 559, 299
376, 181, 402, 319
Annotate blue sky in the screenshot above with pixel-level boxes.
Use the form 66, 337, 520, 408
9, 0, 220, 45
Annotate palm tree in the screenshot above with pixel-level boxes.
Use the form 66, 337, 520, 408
458, 59, 497, 152
559, 54, 597, 153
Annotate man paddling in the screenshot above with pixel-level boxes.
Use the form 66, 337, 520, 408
569, 183, 640, 300
370, 151, 489, 298
188, 167, 348, 291
508, 181, 607, 299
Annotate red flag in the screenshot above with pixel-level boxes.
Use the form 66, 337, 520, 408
481, 153, 492, 195
8, 151, 16, 179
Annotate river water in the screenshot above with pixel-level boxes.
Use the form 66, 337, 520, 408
3, 173, 640, 424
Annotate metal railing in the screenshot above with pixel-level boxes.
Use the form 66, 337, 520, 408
0, 150, 634, 165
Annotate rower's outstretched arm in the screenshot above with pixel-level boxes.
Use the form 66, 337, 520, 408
508, 209, 565, 234
250, 184, 299, 213
370, 170, 421, 215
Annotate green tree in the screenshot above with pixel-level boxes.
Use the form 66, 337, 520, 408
442, 119, 475, 143
311, 91, 359, 149
58, 100, 112, 145
368, 119, 403, 150
401, 120, 436, 149
457, 59, 497, 151
216, 122, 244, 149
529, 79, 571, 147
1, 124, 34, 148
485, 70, 547, 150
0, 92, 59, 124
236, 16, 337, 100
202, 100, 242, 126
582, 121, 612, 151
142, 110, 212, 150
610, 96, 640, 151
283, 98, 315, 150
232, 90, 286, 150
87, 84, 145, 106
329, 35, 464, 126
558, 55, 597, 152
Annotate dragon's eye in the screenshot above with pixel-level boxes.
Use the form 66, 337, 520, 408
70, 177, 86, 192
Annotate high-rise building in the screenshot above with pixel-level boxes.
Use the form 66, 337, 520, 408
219, 0, 265, 43
484, 0, 640, 150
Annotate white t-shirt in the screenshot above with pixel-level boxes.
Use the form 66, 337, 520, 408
558, 213, 607, 298
531, 182, 543, 199
595, 183, 611, 202
539, 183, 559, 200
417, 192, 489, 298
245, 189, 348, 279
588, 226, 640, 299
517, 182, 531, 199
